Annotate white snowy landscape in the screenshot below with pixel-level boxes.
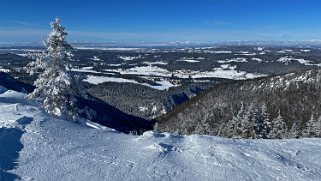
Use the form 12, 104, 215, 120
1, 87, 321, 180
2, 1, 321, 179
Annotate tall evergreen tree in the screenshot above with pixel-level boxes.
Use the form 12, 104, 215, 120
27, 18, 85, 121
303, 114, 321, 137
223, 103, 255, 139
253, 104, 271, 139
316, 117, 321, 137
270, 110, 288, 139
288, 122, 300, 139
241, 104, 255, 138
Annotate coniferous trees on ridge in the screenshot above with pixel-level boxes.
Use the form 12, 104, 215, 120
303, 114, 321, 137
27, 18, 85, 121
155, 69, 321, 139
270, 110, 288, 139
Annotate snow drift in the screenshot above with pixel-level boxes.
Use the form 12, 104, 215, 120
0, 88, 321, 180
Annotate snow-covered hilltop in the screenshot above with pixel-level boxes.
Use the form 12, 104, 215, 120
1, 87, 321, 180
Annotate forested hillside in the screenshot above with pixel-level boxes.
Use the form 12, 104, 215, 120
155, 68, 321, 138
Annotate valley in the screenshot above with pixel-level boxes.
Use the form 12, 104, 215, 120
1, 45, 321, 122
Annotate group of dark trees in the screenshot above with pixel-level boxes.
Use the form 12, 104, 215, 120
217, 103, 321, 139
155, 69, 321, 139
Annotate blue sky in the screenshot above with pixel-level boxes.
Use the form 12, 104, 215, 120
0, 0, 321, 43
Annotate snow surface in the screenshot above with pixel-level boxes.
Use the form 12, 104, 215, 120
259, 51, 266, 55
89, 56, 102, 61
81, 66, 94, 70
84, 75, 178, 90
107, 63, 123, 67
75, 47, 141, 51
110, 65, 170, 77
84, 75, 137, 84
277, 57, 317, 66
255, 47, 264, 51
177, 59, 200, 63
71, 67, 115, 75
218, 58, 248, 64
0, 67, 10, 73
1, 89, 321, 180
142, 61, 168, 65
189, 68, 264, 80
252, 58, 263, 62
16, 53, 29, 57
177, 57, 204, 63
118, 55, 142, 61
142, 80, 179, 90
235, 52, 256, 56
105, 65, 265, 80
212, 51, 232, 54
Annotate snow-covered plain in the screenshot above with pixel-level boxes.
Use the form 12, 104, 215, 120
71, 67, 114, 74
0, 67, 10, 73
1, 88, 321, 180
276, 57, 318, 66
89, 56, 102, 61
177, 59, 200, 63
218, 58, 248, 63
75, 47, 141, 51
189, 68, 264, 80
235, 51, 256, 56
84, 75, 178, 90
118, 55, 142, 61
84, 75, 138, 84
105, 65, 265, 80
252, 57, 263, 62
142, 61, 168, 65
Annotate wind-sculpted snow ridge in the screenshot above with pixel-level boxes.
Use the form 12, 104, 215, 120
0, 89, 321, 180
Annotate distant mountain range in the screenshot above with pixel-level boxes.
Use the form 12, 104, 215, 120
2, 40, 321, 48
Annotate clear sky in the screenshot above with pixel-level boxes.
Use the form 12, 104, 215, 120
0, 0, 321, 43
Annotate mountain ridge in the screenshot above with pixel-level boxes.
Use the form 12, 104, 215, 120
155, 68, 321, 138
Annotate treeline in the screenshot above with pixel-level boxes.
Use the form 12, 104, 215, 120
216, 103, 320, 139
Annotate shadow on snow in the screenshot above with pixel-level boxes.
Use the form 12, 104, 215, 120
0, 116, 33, 181
78, 95, 154, 134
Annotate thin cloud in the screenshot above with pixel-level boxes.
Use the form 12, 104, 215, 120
208, 1, 229, 10
68, 30, 173, 42
0, 28, 47, 36
204, 19, 229, 26
0, 28, 48, 42
12, 20, 41, 27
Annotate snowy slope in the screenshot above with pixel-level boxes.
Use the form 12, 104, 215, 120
1, 89, 321, 181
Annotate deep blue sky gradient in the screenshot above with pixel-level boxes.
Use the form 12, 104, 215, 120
0, 0, 321, 42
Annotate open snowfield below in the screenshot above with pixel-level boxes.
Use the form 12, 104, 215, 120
1, 88, 321, 181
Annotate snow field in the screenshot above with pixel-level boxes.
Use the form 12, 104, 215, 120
0, 89, 321, 180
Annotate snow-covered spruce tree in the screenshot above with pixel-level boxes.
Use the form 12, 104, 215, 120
241, 104, 255, 139
222, 103, 254, 138
316, 117, 321, 137
223, 112, 241, 138
252, 104, 271, 139
229, 103, 246, 138
27, 18, 85, 121
287, 122, 300, 139
303, 114, 321, 137
270, 110, 288, 139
